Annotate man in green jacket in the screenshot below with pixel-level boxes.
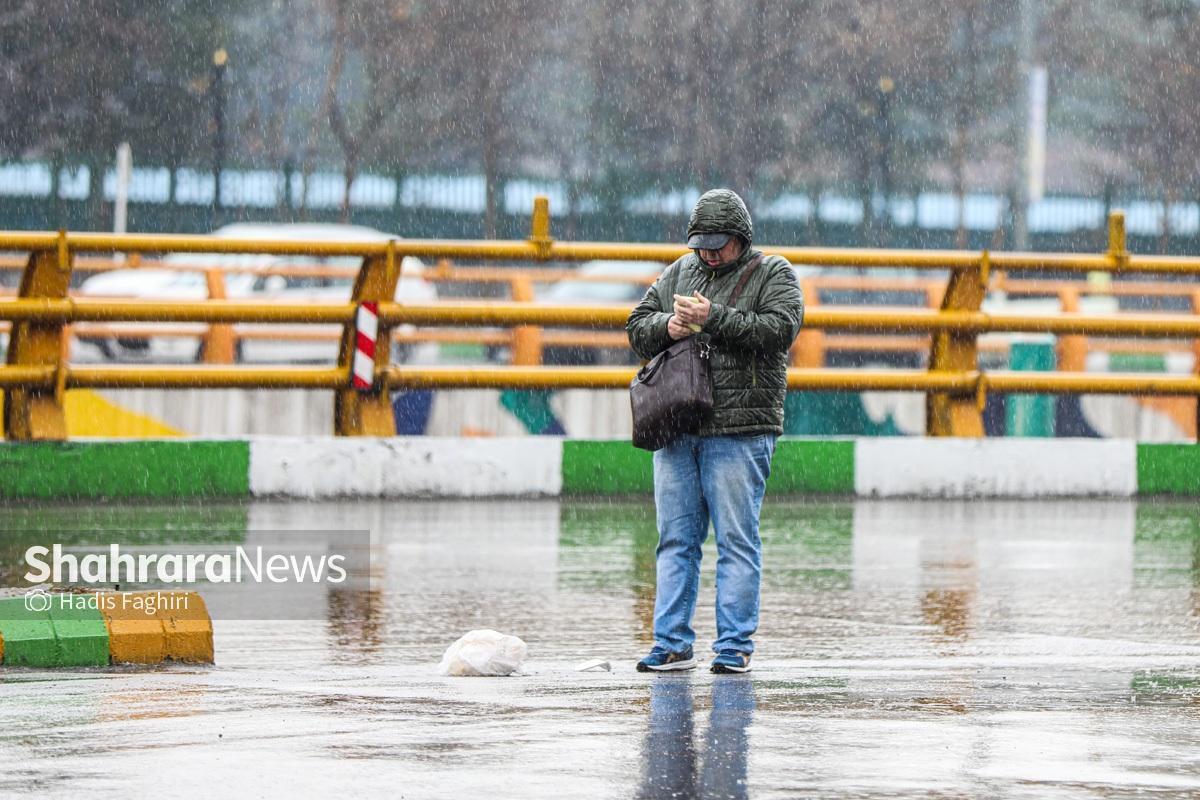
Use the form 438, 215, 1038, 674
626, 188, 803, 674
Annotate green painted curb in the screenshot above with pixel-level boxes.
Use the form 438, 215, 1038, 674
1137, 444, 1200, 495
0, 596, 109, 667
47, 596, 111, 667
560, 439, 854, 495
0, 440, 250, 500
562, 440, 654, 494
0, 599, 59, 666
768, 439, 855, 494
1, 437, 1198, 499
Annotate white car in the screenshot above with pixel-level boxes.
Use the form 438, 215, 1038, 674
536, 259, 662, 365
74, 223, 438, 364
539, 259, 661, 306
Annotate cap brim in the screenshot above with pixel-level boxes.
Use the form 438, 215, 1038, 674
687, 232, 731, 250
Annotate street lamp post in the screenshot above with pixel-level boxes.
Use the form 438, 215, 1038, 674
876, 76, 895, 246
211, 48, 228, 226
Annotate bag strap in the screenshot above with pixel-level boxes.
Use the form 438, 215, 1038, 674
727, 253, 764, 309
635, 349, 669, 384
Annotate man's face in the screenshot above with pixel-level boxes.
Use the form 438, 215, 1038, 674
698, 237, 743, 268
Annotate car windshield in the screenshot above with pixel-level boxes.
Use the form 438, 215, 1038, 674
167, 229, 389, 292
542, 260, 661, 303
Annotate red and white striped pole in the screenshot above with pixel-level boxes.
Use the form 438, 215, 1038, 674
351, 301, 379, 390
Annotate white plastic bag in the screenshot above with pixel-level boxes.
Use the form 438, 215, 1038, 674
438, 629, 528, 676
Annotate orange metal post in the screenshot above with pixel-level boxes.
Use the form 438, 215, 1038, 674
1192, 291, 1200, 372
509, 277, 544, 365
1192, 289, 1200, 441
199, 268, 237, 364
792, 278, 824, 367
925, 282, 946, 309
1056, 288, 1088, 372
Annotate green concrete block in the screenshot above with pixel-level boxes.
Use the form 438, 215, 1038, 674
0, 440, 250, 500
1137, 444, 1200, 495
768, 439, 855, 494
0, 598, 61, 667
561, 438, 856, 495
47, 596, 111, 667
562, 440, 654, 494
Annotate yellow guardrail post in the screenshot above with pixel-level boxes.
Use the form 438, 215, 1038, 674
3, 232, 72, 440
529, 195, 553, 260
334, 239, 401, 436
926, 253, 987, 436
1107, 210, 1128, 270
512, 195, 553, 363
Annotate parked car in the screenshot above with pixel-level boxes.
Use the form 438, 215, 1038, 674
535, 260, 661, 365
74, 223, 437, 364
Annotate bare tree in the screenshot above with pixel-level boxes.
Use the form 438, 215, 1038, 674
1044, 0, 1200, 250
424, 0, 560, 238
934, 0, 1015, 245
319, 0, 432, 221
576, 0, 817, 215
0, 0, 243, 224
229, 0, 318, 213
802, 0, 959, 245
1114, 2, 1200, 250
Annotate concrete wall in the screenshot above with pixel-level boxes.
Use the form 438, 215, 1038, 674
94, 388, 1190, 441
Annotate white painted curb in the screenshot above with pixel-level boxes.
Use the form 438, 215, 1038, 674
855, 438, 1137, 498
249, 437, 563, 498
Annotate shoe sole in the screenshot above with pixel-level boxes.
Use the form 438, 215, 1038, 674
710, 663, 751, 674
636, 658, 697, 672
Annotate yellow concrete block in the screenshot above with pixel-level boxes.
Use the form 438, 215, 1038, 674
97, 592, 164, 664
161, 593, 214, 664
96, 592, 213, 665
0, 630, 5, 664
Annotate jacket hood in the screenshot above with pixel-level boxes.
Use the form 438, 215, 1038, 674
686, 188, 753, 246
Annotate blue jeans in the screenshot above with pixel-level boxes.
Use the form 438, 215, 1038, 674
651, 433, 776, 655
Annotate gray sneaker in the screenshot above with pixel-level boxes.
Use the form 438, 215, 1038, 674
710, 650, 751, 673
636, 646, 696, 672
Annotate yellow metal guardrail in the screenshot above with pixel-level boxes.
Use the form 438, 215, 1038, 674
8, 257, 1196, 367
2, 197, 1199, 440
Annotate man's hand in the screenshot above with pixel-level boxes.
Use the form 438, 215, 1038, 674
673, 291, 712, 327
666, 314, 694, 340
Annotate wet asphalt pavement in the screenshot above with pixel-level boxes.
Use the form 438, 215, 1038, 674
0, 498, 1198, 798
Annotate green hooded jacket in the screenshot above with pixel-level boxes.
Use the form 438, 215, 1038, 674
626, 190, 804, 436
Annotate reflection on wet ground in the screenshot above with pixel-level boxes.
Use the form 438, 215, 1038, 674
639, 676, 754, 800
0, 498, 1198, 798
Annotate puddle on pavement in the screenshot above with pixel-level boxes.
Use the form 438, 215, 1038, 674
0, 497, 1197, 797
